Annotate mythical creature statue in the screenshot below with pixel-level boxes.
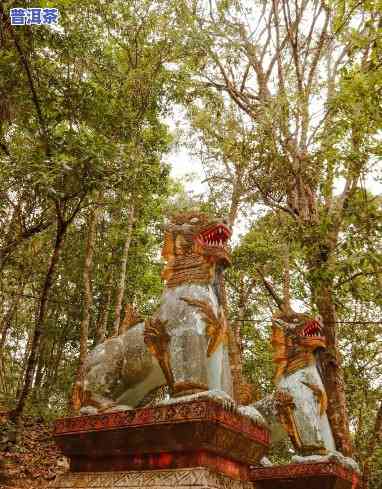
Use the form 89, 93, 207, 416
75, 212, 234, 414
254, 310, 336, 456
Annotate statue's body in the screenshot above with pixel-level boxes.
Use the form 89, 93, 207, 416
77, 212, 233, 413
276, 363, 335, 452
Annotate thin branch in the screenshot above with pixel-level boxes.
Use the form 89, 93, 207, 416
0, 6, 50, 152
255, 267, 284, 309
306, 4, 330, 94
335, 271, 380, 289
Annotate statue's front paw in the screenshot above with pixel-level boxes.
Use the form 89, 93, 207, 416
292, 451, 360, 473
237, 405, 268, 427
79, 406, 98, 416
201, 389, 236, 411
292, 454, 329, 465
103, 404, 133, 413
158, 389, 236, 411
327, 451, 361, 473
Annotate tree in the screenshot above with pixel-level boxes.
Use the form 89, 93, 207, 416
0, 0, 180, 424
176, 0, 381, 455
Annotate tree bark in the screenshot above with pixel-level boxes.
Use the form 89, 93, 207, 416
112, 205, 135, 336
362, 402, 382, 489
0, 293, 22, 395
0, 291, 22, 353
95, 270, 113, 344
229, 277, 251, 404
70, 204, 99, 413
313, 282, 353, 456
12, 218, 67, 425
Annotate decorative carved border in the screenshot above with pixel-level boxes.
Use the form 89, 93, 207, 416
251, 462, 359, 486
54, 399, 270, 447
47, 467, 254, 489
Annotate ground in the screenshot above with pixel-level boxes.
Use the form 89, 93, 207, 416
0, 414, 68, 489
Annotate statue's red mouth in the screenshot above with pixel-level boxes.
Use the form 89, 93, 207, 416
196, 224, 231, 248
300, 320, 324, 339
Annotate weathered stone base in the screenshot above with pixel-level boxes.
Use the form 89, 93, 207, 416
54, 398, 269, 477
251, 462, 360, 489
46, 467, 254, 489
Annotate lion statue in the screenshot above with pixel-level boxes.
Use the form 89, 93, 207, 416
253, 309, 359, 470
74, 212, 235, 414
255, 310, 336, 455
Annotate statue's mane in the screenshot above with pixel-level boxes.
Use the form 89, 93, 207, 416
271, 312, 325, 384
161, 212, 231, 288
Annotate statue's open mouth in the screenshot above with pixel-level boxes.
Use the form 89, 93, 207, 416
196, 224, 231, 249
300, 320, 325, 340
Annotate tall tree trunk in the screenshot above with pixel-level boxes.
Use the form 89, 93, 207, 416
15, 320, 34, 400
12, 219, 67, 425
32, 341, 46, 391
229, 275, 251, 404
281, 242, 292, 313
0, 290, 22, 353
112, 205, 135, 336
362, 402, 382, 489
226, 192, 251, 403
218, 268, 252, 404
313, 282, 353, 456
95, 270, 113, 345
227, 322, 245, 403
42, 320, 71, 400
0, 295, 21, 395
70, 204, 99, 413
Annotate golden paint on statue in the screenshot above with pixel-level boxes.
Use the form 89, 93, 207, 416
161, 211, 231, 288
180, 297, 229, 357
144, 318, 174, 389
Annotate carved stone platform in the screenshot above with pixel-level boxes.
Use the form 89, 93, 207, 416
251, 462, 360, 489
54, 399, 270, 481
47, 467, 254, 488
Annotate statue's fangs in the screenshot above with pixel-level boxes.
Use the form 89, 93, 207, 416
76, 212, 234, 414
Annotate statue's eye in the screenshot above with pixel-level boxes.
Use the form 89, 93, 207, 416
190, 217, 199, 224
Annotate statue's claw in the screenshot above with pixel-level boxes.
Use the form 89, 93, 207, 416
103, 404, 133, 413
237, 405, 268, 427
292, 451, 360, 473
158, 389, 236, 411
79, 406, 98, 415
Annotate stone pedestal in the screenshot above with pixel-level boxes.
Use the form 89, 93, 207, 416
49, 400, 360, 489
251, 462, 360, 489
51, 398, 269, 487
47, 467, 253, 488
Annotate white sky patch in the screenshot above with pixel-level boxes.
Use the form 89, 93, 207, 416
168, 145, 208, 194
